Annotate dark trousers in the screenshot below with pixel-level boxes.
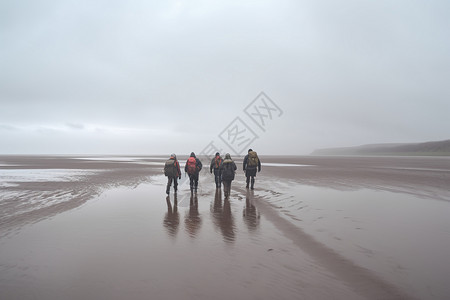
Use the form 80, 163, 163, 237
245, 168, 257, 189
223, 180, 232, 197
166, 176, 178, 194
245, 176, 255, 189
213, 169, 222, 188
189, 173, 199, 191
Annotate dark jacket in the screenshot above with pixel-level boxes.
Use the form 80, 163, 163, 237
243, 153, 261, 172
185, 153, 203, 174
220, 156, 237, 181
166, 156, 181, 178
210, 155, 223, 173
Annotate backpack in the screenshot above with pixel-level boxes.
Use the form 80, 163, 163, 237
247, 151, 259, 168
164, 159, 177, 177
222, 162, 235, 181
187, 157, 197, 175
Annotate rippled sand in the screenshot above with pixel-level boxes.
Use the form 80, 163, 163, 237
1, 155, 449, 299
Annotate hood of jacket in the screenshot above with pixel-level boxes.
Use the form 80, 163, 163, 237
223, 153, 233, 163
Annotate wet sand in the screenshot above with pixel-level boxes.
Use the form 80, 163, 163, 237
1, 155, 449, 299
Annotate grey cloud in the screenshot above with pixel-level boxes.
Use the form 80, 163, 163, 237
1, 0, 449, 154
66, 123, 85, 130
0, 124, 18, 131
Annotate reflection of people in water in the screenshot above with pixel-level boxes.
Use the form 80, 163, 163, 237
211, 188, 223, 219
243, 190, 260, 232
164, 195, 179, 237
185, 193, 202, 238
211, 188, 235, 242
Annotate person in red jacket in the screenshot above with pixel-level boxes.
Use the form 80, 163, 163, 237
185, 152, 203, 193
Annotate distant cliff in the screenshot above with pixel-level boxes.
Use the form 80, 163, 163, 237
311, 139, 450, 156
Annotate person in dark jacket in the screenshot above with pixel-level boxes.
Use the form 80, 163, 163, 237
220, 153, 237, 198
210, 152, 223, 188
242, 149, 261, 190
185, 152, 203, 192
165, 153, 181, 195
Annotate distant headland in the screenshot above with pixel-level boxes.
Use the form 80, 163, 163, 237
311, 139, 450, 156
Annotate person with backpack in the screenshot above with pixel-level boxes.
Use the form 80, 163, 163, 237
243, 149, 261, 190
164, 153, 181, 195
220, 153, 237, 198
209, 152, 223, 189
185, 152, 203, 192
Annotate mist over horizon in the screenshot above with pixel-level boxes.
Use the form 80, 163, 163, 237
1, 1, 449, 155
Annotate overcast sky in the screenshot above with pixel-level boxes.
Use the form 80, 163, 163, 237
1, 0, 449, 155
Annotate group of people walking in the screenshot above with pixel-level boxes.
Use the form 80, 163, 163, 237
164, 149, 261, 198
164, 152, 202, 194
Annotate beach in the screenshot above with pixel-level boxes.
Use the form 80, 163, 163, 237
1, 155, 449, 299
